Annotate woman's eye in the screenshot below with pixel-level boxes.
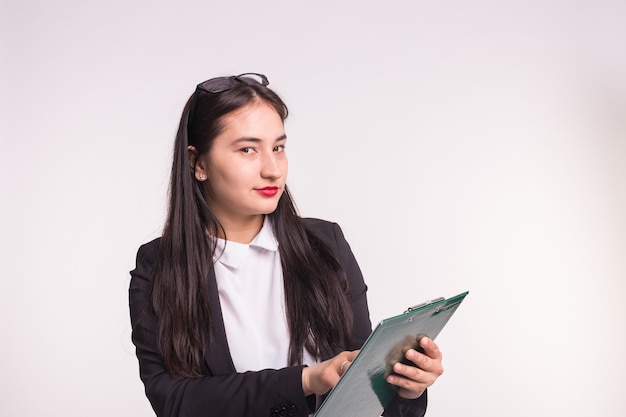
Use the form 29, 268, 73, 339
240, 147, 255, 154
274, 145, 286, 152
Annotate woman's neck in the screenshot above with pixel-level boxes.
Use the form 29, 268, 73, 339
216, 214, 265, 244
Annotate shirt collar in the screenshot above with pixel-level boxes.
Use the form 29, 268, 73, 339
249, 216, 278, 252
214, 217, 278, 269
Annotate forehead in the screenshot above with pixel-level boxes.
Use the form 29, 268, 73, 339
218, 101, 284, 138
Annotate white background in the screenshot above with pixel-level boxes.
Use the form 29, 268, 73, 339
2, 1, 625, 416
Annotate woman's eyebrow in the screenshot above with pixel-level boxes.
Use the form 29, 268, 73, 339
229, 134, 287, 146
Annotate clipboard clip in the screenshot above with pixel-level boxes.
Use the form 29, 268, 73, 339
404, 297, 445, 313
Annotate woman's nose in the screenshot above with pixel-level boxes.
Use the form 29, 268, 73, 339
260, 153, 284, 179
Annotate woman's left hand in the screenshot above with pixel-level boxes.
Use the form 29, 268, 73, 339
386, 336, 444, 399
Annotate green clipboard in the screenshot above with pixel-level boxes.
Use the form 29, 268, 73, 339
314, 291, 469, 417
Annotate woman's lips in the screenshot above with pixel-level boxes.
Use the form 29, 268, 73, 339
256, 186, 279, 196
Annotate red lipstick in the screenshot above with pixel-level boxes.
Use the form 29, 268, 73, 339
256, 186, 279, 196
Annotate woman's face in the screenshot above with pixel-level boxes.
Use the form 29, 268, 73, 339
193, 100, 288, 229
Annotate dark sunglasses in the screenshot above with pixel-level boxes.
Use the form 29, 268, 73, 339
187, 73, 270, 136
195, 73, 269, 94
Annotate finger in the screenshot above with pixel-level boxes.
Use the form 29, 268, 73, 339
419, 337, 442, 359
391, 361, 430, 384
345, 350, 359, 361
405, 348, 444, 375
403, 348, 429, 370
339, 360, 350, 375
338, 350, 359, 375
386, 371, 428, 400
389, 362, 440, 396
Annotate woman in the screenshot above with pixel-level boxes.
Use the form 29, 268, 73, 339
129, 73, 443, 417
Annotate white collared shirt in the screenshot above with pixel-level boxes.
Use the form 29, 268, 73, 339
213, 217, 316, 372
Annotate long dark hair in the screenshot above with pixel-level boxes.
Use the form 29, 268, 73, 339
152, 77, 353, 377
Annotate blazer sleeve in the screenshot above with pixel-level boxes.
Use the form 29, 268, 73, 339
311, 221, 428, 417
129, 240, 312, 417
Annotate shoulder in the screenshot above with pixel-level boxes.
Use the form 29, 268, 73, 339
302, 217, 339, 240
129, 237, 161, 328
135, 237, 161, 269
302, 217, 335, 232
130, 237, 161, 288
302, 217, 351, 254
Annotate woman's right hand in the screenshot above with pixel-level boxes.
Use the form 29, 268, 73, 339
301, 350, 359, 396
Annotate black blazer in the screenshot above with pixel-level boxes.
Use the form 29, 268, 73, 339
129, 218, 426, 417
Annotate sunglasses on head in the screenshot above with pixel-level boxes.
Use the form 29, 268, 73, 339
187, 73, 270, 135
195, 73, 269, 94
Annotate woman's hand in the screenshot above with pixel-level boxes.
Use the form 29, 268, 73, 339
301, 350, 359, 396
386, 337, 444, 399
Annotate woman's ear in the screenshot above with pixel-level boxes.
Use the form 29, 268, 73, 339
188, 146, 208, 181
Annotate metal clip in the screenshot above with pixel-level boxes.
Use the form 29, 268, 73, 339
404, 297, 444, 313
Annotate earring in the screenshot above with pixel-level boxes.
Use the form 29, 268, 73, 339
198, 174, 207, 181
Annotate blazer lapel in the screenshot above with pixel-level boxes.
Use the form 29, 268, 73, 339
203, 267, 236, 375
